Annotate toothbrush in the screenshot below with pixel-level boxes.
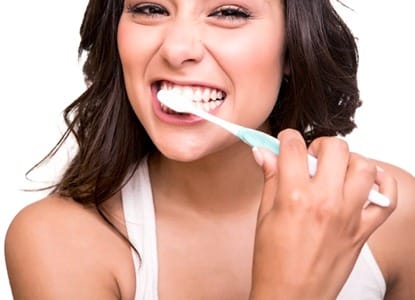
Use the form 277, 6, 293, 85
157, 90, 390, 207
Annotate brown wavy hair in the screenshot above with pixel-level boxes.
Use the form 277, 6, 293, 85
40, 0, 360, 223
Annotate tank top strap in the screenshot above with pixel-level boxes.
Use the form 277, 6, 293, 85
122, 157, 159, 300
337, 243, 386, 299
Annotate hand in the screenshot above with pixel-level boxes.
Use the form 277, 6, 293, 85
249, 129, 397, 300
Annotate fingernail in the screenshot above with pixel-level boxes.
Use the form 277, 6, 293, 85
252, 147, 264, 166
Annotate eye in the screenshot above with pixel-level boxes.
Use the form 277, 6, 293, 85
208, 6, 251, 21
127, 3, 169, 17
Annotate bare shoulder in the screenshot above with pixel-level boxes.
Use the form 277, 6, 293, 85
369, 161, 415, 299
374, 160, 415, 236
5, 194, 135, 300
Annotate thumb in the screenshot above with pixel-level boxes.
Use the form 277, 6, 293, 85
252, 147, 279, 221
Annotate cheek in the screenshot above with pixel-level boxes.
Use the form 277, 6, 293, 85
237, 32, 285, 92
117, 21, 144, 78
116, 26, 150, 141
210, 23, 284, 86
117, 17, 160, 84
117, 18, 156, 117
207, 27, 285, 125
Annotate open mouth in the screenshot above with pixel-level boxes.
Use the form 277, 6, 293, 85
156, 81, 226, 115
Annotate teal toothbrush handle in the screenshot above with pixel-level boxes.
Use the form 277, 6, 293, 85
237, 127, 390, 207
237, 127, 280, 155
237, 127, 318, 175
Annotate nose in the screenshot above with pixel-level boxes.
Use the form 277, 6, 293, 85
159, 20, 204, 68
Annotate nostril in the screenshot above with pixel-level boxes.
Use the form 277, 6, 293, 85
159, 30, 205, 67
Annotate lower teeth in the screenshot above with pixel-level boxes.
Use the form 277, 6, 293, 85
161, 100, 223, 114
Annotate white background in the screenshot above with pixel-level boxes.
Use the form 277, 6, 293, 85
0, 1, 414, 298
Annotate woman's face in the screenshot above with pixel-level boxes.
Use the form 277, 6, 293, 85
118, 0, 286, 161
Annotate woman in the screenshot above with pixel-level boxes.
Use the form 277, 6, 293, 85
5, 0, 415, 299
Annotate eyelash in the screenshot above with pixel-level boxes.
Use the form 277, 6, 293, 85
208, 6, 251, 20
127, 3, 168, 17
126, 3, 251, 21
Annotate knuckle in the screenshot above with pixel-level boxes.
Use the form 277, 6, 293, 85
279, 187, 310, 207
278, 128, 303, 142
315, 194, 341, 217
350, 155, 376, 179
289, 188, 307, 202
316, 136, 349, 152
278, 129, 306, 150
330, 137, 349, 154
310, 136, 350, 159
284, 188, 340, 216
283, 188, 306, 203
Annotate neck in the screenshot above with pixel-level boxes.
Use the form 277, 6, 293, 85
149, 143, 264, 217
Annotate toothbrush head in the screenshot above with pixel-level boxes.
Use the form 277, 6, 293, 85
157, 90, 195, 114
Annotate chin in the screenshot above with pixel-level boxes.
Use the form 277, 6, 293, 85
155, 136, 236, 163
151, 138, 206, 162
158, 148, 207, 163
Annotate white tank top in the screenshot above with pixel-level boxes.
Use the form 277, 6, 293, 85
122, 158, 386, 300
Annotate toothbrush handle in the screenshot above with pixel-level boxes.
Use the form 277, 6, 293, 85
238, 127, 390, 207
304, 155, 389, 207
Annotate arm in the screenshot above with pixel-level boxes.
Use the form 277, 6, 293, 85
5, 196, 122, 300
249, 129, 397, 299
369, 162, 415, 299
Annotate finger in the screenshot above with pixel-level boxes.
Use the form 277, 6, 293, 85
277, 129, 310, 187
308, 137, 350, 195
252, 147, 279, 221
360, 167, 397, 239
343, 153, 378, 213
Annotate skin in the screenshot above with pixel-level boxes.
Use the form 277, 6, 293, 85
5, 0, 415, 299
118, 0, 285, 161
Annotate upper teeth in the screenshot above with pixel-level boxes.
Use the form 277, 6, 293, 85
160, 81, 225, 102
